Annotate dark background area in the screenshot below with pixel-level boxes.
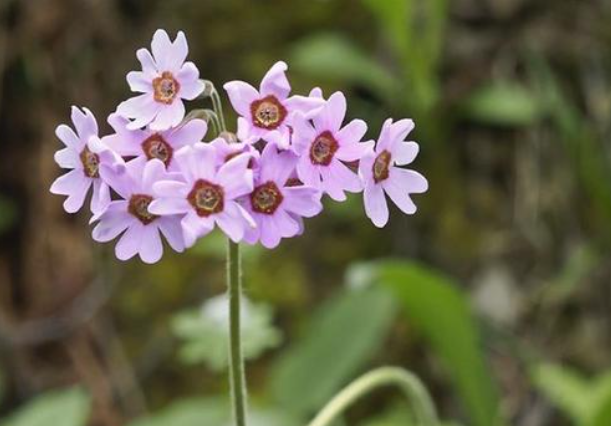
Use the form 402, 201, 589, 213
0, 0, 610, 425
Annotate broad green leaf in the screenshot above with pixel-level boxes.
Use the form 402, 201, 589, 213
1, 387, 90, 426
375, 261, 502, 426
291, 34, 400, 102
270, 287, 397, 417
462, 82, 544, 126
532, 364, 591, 423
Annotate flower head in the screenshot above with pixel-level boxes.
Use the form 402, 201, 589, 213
242, 144, 322, 248
149, 143, 255, 247
117, 29, 205, 131
292, 92, 373, 201
91, 157, 185, 263
223, 61, 324, 149
50, 107, 123, 214
102, 113, 207, 171
359, 119, 428, 227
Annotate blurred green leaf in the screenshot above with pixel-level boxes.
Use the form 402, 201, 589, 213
172, 295, 282, 371
533, 364, 611, 426
128, 398, 300, 426
1, 387, 90, 426
270, 287, 397, 417
291, 34, 400, 102
462, 82, 544, 126
0, 195, 17, 235
375, 261, 502, 426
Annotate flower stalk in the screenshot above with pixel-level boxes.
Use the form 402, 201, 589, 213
307, 367, 439, 426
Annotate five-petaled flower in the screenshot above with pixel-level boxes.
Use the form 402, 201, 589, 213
224, 61, 324, 149
242, 144, 322, 248
91, 157, 186, 264
117, 30, 205, 131
292, 92, 373, 201
102, 113, 208, 171
50, 107, 124, 214
359, 119, 428, 227
149, 144, 255, 247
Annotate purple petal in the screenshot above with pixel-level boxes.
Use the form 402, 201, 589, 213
167, 31, 188, 72
181, 211, 214, 248
274, 208, 300, 237
151, 29, 173, 72
50, 169, 91, 213
54, 147, 80, 169
389, 119, 415, 146
336, 138, 373, 163
136, 48, 158, 78
283, 186, 322, 217
215, 202, 247, 243
259, 215, 282, 249
158, 216, 186, 252
149, 101, 185, 131
364, 182, 389, 228
319, 166, 346, 201
358, 151, 375, 183
260, 144, 297, 185
382, 168, 427, 215
313, 91, 346, 132
375, 118, 394, 152
90, 179, 111, 214
259, 61, 290, 99
55, 124, 82, 149
217, 154, 254, 199
290, 113, 316, 155
285, 95, 325, 119
115, 222, 144, 261
148, 197, 191, 215
263, 128, 291, 150
296, 156, 321, 188
127, 71, 152, 93
224, 81, 259, 117
393, 141, 419, 166
177, 62, 204, 100
117, 94, 160, 129
139, 225, 164, 264
142, 159, 167, 191
153, 180, 189, 198
166, 119, 207, 148
336, 119, 368, 146
92, 201, 133, 242
71, 106, 98, 140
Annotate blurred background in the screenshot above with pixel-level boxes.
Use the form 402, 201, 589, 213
1, 0, 611, 425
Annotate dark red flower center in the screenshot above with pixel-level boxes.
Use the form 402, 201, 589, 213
80, 147, 100, 178
251, 95, 287, 130
142, 133, 173, 166
128, 194, 158, 225
188, 180, 224, 217
251, 181, 283, 215
373, 150, 392, 183
153, 71, 180, 104
309, 131, 338, 166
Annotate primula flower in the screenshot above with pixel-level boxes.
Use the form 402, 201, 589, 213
149, 144, 255, 247
117, 29, 205, 131
209, 137, 260, 171
50, 107, 123, 214
292, 92, 373, 201
223, 61, 323, 149
102, 113, 207, 171
359, 119, 428, 228
91, 157, 185, 264
242, 144, 322, 249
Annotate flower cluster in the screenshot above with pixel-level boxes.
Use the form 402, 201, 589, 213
50, 29, 428, 263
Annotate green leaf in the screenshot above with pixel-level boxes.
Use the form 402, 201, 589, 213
1, 387, 90, 426
462, 82, 544, 126
375, 261, 502, 426
290, 34, 400, 102
532, 364, 591, 423
270, 287, 397, 417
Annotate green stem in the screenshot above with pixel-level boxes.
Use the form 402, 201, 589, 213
227, 240, 248, 426
306, 367, 439, 426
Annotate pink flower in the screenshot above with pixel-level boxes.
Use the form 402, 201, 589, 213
209, 137, 260, 172
292, 92, 373, 201
50, 107, 123, 214
91, 158, 185, 264
223, 61, 324, 149
116, 29, 205, 131
149, 144, 255, 247
242, 144, 322, 249
101, 113, 207, 171
359, 119, 428, 228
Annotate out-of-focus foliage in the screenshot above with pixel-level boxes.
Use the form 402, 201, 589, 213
0, 195, 16, 236
0, 387, 90, 426
172, 295, 282, 370
533, 364, 611, 426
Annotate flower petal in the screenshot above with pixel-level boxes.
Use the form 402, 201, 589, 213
158, 216, 186, 252
92, 201, 132, 242
364, 182, 389, 228
167, 31, 188, 72
166, 118, 207, 148
139, 225, 164, 264
177, 62, 204, 100
224, 81, 259, 117
382, 168, 428, 214
71, 106, 98, 140
181, 211, 213, 248
148, 197, 191, 215
393, 141, 419, 166
136, 48, 158, 78
54, 147, 80, 169
90, 179, 111, 214
151, 29, 173, 71
217, 154, 253, 199
314, 91, 346, 132
117, 94, 160, 129
259, 215, 282, 249
115, 222, 144, 261
127, 71, 152, 93
215, 203, 247, 242
259, 61, 290, 99
283, 186, 322, 217
259, 144, 297, 185
55, 124, 82, 149
337, 118, 367, 146
50, 169, 91, 213
149, 101, 185, 131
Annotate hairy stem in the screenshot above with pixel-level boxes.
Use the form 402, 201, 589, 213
227, 240, 247, 426
307, 367, 439, 426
